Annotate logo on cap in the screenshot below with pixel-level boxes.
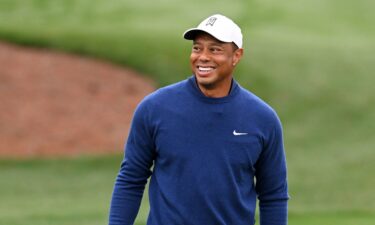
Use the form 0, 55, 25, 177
206, 17, 217, 26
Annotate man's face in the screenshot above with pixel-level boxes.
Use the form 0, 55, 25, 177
190, 32, 243, 95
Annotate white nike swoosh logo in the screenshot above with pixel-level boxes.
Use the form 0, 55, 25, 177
233, 130, 248, 136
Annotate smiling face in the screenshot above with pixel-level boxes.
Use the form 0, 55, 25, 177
190, 32, 243, 97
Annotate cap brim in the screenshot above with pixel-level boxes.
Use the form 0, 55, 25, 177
183, 28, 205, 40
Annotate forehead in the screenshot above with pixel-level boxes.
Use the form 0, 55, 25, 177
193, 32, 226, 45
192, 32, 237, 50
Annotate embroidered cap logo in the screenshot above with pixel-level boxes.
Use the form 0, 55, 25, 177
206, 17, 217, 26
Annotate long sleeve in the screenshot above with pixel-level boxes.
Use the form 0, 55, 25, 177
255, 114, 289, 225
108, 100, 155, 225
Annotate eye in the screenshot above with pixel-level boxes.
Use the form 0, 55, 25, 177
192, 46, 201, 52
211, 47, 223, 53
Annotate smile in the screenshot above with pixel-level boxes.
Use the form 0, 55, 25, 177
197, 66, 215, 73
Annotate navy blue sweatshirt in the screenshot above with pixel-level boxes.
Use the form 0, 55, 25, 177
109, 76, 289, 225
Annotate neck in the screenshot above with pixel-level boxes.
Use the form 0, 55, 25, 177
196, 78, 233, 98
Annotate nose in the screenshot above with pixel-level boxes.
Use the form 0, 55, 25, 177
198, 49, 210, 62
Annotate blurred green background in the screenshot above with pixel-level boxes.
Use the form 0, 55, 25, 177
0, 0, 374, 224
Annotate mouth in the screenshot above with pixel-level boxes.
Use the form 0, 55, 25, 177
196, 66, 216, 76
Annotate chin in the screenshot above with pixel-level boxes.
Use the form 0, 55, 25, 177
196, 76, 216, 88
196, 73, 211, 81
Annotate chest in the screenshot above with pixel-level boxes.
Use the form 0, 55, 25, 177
152, 103, 264, 171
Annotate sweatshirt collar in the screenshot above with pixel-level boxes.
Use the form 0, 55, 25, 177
188, 75, 240, 103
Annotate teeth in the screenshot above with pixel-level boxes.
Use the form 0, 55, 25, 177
198, 67, 213, 71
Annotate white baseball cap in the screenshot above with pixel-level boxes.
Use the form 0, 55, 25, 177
183, 14, 243, 48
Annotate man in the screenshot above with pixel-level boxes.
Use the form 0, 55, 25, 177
109, 14, 289, 225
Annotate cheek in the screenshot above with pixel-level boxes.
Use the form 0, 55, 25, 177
218, 56, 233, 67
190, 54, 195, 64
189, 54, 196, 64
189, 55, 197, 71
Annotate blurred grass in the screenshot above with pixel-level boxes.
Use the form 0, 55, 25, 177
0, 155, 119, 225
0, 155, 151, 225
0, 0, 375, 224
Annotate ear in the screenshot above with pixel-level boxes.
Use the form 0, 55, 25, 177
232, 48, 244, 66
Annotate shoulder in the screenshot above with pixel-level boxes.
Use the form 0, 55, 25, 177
135, 78, 189, 112
144, 79, 188, 102
152, 79, 188, 98
237, 85, 281, 126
